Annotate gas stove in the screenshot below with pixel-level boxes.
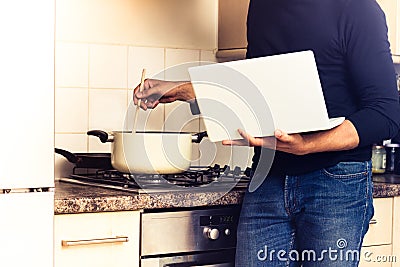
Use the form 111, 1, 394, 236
59, 164, 251, 194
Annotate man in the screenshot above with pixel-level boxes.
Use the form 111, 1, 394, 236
134, 0, 400, 265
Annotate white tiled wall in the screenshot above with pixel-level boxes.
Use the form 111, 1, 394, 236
55, 88, 88, 133
88, 89, 128, 131
89, 45, 128, 89
55, 43, 89, 88
54, 0, 253, 177
128, 47, 165, 87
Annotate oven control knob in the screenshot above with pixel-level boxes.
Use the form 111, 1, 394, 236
204, 227, 220, 240
224, 228, 231, 236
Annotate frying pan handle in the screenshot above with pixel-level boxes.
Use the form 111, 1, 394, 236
87, 130, 113, 143
54, 148, 78, 163
192, 131, 208, 143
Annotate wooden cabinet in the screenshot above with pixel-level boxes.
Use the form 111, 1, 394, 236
217, 0, 249, 59
359, 197, 396, 267
54, 211, 140, 267
363, 198, 393, 247
376, 0, 400, 57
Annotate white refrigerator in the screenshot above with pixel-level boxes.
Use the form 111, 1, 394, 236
0, 1, 55, 266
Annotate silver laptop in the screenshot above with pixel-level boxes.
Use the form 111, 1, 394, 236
188, 50, 344, 142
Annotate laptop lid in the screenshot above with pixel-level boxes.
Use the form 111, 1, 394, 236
188, 50, 343, 142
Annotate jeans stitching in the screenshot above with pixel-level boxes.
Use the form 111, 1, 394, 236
322, 162, 368, 179
322, 169, 368, 179
284, 175, 291, 216
287, 231, 296, 267
285, 176, 300, 216
356, 161, 372, 267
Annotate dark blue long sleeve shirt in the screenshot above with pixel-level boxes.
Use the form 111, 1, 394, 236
247, 0, 400, 175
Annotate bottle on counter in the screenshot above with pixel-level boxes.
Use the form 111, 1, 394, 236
385, 143, 400, 174
372, 145, 386, 174
396, 73, 400, 91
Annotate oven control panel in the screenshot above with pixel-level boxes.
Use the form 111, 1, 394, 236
141, 206, 240, 256
200, 214, 236, 226
200, 214, 238, 240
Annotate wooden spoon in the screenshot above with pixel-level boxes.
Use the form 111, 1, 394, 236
132, 68, 146, 134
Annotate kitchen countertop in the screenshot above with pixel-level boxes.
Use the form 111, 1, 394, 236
54, 175, 400, 215
372, 174, 400, 197
54, 181, 245, 214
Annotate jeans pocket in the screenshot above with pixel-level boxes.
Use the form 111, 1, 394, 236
322, 161, 370, 179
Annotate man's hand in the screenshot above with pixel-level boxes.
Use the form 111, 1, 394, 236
222, 129, 309, 155
222, 120, 359, 155
133, 79, 195, 110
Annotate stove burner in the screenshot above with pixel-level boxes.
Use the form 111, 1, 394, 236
64, 164, 251, 193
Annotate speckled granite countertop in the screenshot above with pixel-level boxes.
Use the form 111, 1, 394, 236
54, 181, 245, 214
54, 175, 400, 214
372, 174, 400, 197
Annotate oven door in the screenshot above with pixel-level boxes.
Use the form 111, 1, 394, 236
141, 249, 235, 267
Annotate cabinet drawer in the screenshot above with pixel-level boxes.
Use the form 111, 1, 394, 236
363, 198, 393, 247
54, 211, 140, 267
359, 245, 394, 267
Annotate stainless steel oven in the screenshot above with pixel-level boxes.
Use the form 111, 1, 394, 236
140, 205, 240, 267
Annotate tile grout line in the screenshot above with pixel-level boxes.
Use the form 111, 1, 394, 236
56, 39, 213, 51
126, 45, 130, 132
87, 43, 90, 153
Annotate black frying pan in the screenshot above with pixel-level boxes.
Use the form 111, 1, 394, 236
55, 148, 112, 169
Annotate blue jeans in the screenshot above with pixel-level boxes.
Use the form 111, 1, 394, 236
235, 161, 374, 267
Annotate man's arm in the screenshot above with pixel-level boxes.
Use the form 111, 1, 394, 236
134, 80, 195, 110
340, 0, 400, 146
222, 119, 359, 155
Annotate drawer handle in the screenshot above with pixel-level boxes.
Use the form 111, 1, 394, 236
369, 219, 377, 225
61, 236, 129, 247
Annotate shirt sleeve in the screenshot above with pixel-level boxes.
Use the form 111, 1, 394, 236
340, 0, 400, 147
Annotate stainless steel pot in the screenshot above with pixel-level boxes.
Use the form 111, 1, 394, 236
87, 130, 207, 174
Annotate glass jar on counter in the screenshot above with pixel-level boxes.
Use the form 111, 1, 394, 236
371, 145, 386, 174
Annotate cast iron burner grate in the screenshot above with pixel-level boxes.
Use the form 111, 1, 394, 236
65, 164, 251, 191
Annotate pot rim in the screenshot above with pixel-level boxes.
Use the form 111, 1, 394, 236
113, 131, 193, 135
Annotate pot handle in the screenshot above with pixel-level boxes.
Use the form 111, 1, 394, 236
191, 131, 208, 143
55, 148, 78, 163
87, 130, 113, 143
